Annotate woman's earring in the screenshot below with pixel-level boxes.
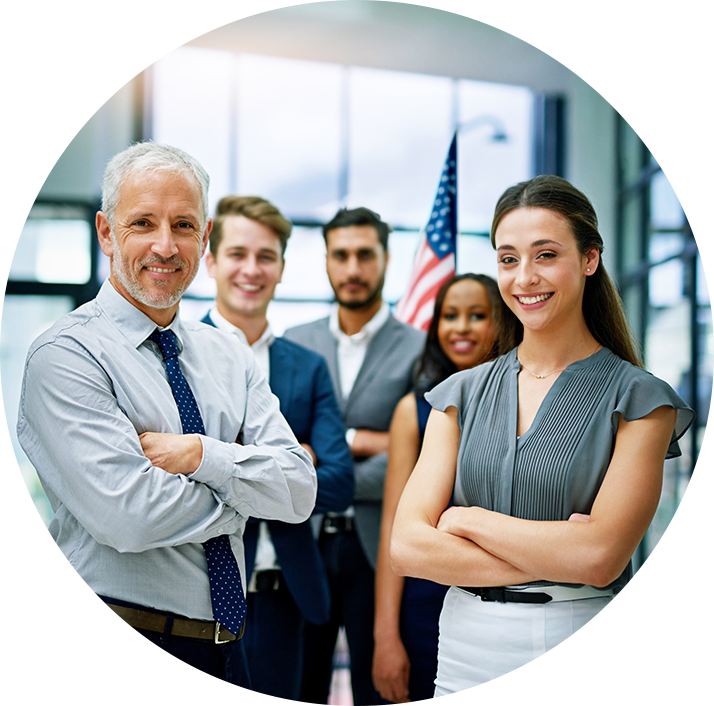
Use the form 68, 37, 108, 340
586, 268, 591, 272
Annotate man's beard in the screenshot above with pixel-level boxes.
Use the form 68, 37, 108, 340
334, 274, 385, 311
111, 234, 198, 310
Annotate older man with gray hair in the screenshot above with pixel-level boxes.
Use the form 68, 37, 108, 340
17, 142, 317, 686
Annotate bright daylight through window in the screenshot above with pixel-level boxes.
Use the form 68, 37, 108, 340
150, 47, 534, 329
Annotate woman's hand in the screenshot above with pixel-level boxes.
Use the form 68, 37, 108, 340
373, 635, 411, 703
436, 505, 470, 536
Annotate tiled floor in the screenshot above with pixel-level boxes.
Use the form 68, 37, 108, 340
328, 667, 353, 706
328, 629, 353, 705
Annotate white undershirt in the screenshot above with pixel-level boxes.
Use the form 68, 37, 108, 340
329, 300, 390, 399
327, 301, 390, 516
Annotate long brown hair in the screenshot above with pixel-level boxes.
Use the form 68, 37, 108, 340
490, 175, 642, 367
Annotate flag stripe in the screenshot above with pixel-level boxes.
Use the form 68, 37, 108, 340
395, 134, 457, 331
401, 254, 455, 322
396, 251, 442, 321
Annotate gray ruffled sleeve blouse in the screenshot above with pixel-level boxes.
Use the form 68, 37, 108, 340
425, 347, 695, 589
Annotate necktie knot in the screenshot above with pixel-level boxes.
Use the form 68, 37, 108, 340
149, 328, 180, 360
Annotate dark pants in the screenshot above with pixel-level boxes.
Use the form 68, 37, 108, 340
400, 577, 449, 701
299, 530, 382, 706
52, 593, 254, 706
243, 573, 306, 700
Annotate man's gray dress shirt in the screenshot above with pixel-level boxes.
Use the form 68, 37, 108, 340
17, 281, 316, 620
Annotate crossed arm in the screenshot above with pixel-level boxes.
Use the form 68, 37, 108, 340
391, 404, 676, 589
139, 432, 202, 475
19, 339, 316, 554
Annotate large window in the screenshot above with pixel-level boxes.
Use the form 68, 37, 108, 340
0, 201, 97, 664
150, 48, 536, 332
618, 0, 714, 649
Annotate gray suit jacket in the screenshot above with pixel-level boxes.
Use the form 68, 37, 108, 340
284, 313, 425, 568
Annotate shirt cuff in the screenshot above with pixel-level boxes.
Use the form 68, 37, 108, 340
345, 428, 357, 447
188, 435, 234, 487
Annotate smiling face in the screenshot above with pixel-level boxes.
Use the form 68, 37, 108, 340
205, 214, 284, 326
96, 169, 210, 326
437, 279, 495, 371
494, 207, 599, 335
325, 225, 388, 310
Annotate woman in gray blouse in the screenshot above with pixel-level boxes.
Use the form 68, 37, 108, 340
390, 175, 695, 694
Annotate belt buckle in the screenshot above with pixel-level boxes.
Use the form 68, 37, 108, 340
214, 622, 231, 645
323, 518, 338, 534
482, 587, 506, 602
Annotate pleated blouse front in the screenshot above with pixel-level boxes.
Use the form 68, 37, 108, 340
426, 347, 694, 523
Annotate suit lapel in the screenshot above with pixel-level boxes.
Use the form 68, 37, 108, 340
315, 324, 345, 413
268, 341, 294, 415
345, 315, 402, 416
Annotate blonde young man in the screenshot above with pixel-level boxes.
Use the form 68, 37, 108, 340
203, 195, 354, 699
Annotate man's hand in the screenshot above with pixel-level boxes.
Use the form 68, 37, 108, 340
350, 429, 389, 458
301, 442, 317, 466
139, 432, 203, 476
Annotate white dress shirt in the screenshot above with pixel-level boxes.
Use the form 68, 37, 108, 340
329, 301, 391, 399
18, 281, 316, 620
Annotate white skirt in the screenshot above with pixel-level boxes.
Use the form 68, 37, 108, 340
434, 586, 612, 696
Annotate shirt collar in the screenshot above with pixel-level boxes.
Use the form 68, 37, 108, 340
207, 307, 250, 347
96, 279, 182, 350
329, 301, 391, 342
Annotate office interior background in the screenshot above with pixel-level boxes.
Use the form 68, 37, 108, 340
2, 1, 709, 681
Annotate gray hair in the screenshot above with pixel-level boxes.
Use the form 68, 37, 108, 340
101, 141, 210, 228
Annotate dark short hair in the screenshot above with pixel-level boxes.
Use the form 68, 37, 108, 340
322, 207, 391, 250
209, 195, 292, 258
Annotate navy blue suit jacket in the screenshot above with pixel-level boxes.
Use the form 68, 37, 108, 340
201, 313, 354, 624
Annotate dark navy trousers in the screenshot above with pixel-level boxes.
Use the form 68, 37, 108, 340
52, 593, 255, 706
243, 579, 306, 699
299, 530, 383, 706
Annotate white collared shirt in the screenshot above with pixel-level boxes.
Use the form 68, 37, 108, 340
328, 301, 390, 399
207, 307, 273, 377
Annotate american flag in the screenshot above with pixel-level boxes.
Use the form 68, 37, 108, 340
395, 134, 457, 331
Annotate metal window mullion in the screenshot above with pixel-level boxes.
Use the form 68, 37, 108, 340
684, 0, 700, 640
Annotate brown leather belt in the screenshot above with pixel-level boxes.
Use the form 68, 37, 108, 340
107, 602, 245, 644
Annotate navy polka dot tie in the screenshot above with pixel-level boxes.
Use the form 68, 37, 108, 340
149, 328, 247, 636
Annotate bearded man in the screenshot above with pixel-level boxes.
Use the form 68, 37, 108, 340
284, 207, 424, 705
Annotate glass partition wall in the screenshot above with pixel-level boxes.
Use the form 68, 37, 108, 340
0, 200, 97, 664
151, 48, 536, 329
617, 0, 714, 649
